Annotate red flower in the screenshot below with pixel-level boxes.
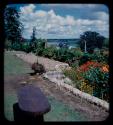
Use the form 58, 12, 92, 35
79, 61, 100, 72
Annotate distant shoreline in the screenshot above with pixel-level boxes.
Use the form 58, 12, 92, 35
24, 38, 80, 48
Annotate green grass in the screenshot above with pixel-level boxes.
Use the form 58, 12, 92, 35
4, 52, 32, 75
45, 96, 87, 121
4, 93, 18, 121
4, 51, 87, 121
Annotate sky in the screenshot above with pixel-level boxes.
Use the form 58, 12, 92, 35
8, 4, 109, 39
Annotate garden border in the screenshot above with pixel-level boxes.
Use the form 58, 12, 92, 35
44, 69, 109, 111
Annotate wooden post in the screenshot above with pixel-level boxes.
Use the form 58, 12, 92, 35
84, 40, 87, 53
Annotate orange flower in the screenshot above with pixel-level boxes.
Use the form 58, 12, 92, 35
101, 66, 109, 72
79, 61, 100, 72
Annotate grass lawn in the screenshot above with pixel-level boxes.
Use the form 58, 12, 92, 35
4, 51, 87, 121
4, 52, 32, 75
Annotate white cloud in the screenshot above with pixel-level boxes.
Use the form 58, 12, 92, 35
20, 4, 36, 14
19, 4, 109, 38
94, 11, 109, 21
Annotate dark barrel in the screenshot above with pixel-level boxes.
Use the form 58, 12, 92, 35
13, 85, 51, 122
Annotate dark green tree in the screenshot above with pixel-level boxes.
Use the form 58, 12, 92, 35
79, 31, 105, 53
29, 27, 37, 52
103, 38, 109, 48
31, 27, 36, 43
4, 6, 23, 49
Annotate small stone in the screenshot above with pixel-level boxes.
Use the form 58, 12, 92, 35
29, 77, 36, 80
20, 81, 27, 84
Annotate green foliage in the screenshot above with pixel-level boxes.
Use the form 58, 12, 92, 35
34, 39, 46, 55
63, 69, 83, 88
5, 39, 12, 50
83, 67, 109, 99
71, 48, 83, 58
4, 6, 23, 47
11, 43, 22, 51
79, 53, 92, 66
21, 42, 30, 53
31, 27, 36, 43
79, 31, 105, 53
91, 52, 106, 63
71, 62, 79, 69
103, 38, 109, 48
42, 46, 57, 58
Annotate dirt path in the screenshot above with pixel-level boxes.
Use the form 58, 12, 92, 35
4, 74, 109, 121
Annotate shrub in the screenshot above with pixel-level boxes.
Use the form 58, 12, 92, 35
21, 43, 30, 53
80, 81, 94, 95
35, 39, 48, 55
91, 50, 108, 63
103, 38, 109, 48
83, 67, 109, 100
11, 42, 22, 50
71, 48, 83, 58
42, 46, 57, 58
71, 61, 79, 69
63, 68, 84, 88
5, 39, 12, 50
79, 53, 92, 66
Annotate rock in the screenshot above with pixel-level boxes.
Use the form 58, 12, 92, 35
31, 63, 46, 75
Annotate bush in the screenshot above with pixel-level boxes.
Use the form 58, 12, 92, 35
66, 48, 83, 67
79, 53, 92, 66
103, 38, 109, 48
11, 42, 22, 50
90, 49, 109, 64
83, 67, 109, 100
5, 39, 12, 50
34, 39, 48, 55
63, 68, 84, 88
21, 42, 30, 53
71, 48, 83, 58
35, 47, 44, 56
42, 46, 57, 58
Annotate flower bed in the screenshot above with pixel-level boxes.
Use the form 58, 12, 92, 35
43, 70, 109, 111
63, 61, 109, 102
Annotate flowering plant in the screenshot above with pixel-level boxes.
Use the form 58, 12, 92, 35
79, 61, 100, 72
82, 67, 109, 100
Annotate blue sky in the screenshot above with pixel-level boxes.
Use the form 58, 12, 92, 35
8, 4, 109, 39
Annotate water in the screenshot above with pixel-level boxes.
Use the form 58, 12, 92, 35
47, 39, 79, 48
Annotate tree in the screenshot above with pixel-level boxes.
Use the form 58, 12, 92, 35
79, 31, 105, 53
31, 27, 36, 43
29, 27, 37, 52
4, 6, 23, 48
103, 38, 109, 48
